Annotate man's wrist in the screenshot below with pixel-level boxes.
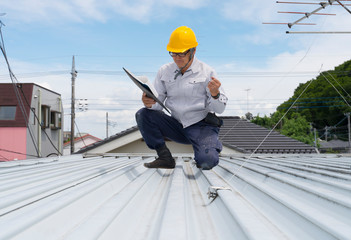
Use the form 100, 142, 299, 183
211, 92, 220, 99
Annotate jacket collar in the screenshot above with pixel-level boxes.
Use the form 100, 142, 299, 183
172, 56, 200, 76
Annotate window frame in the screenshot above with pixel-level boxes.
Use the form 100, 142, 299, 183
50, 111, 62, 130
41, 105, 50, 129
0, 106, 17, 120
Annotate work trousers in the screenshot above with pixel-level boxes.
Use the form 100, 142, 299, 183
135, 108, 222, 169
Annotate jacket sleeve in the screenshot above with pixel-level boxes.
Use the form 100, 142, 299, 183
208, 86, 228, 114
207, 71, 228, 114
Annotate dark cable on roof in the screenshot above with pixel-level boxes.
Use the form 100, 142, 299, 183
0, 148, 39, 158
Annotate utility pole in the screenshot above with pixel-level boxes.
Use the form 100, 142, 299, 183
106, 112, 108, 139
345, 113, 351, 153
70, 56, 77, 154
310, 123, 317, 149
324, 126, 328, 141
314, 128, 317, 148
244, 88, 251, 114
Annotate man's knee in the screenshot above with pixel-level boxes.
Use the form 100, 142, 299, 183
135, 108, 148, 124
196, 148, 220, 170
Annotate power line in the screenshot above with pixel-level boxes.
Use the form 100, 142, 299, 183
74, 120, 87, 150
0, 148, 39, 158
0, 23, 63, 158
0, 24, 41, 157
1, 70, 351, 80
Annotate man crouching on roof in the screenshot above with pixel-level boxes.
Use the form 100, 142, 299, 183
135, 26, 228, 170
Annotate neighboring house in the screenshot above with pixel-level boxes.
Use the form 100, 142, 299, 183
0, 83, 63, 161
319, 139, 351, 153
78, 116, 317, 155
63, 134, 101, 155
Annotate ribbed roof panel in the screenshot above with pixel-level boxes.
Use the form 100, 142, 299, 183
0, 154, 350, 239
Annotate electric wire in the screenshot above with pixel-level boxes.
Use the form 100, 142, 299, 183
221, 7, 347, 172
74, 120, 87, 149
220, 18, 326, 179
0, 153, 9, 161
0, 148, 39, 158
226, 70, 318, 183
0, 25, 41, 158
325, 71, 351, 99
2, 70, 351, 80
0, 22, 64, 158
219, 20, 322, 149
320, 72, 351, 108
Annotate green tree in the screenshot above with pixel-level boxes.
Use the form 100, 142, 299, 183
252, 113, 317, 146
253, 59, 351, 145
277, 59, 351, 130
280, 113, 315, 145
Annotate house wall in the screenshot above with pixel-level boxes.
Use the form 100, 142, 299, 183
0, 127, 27, 161
27, 85, 63, 158
0, 84, 33, 127
0, 83, 63, 160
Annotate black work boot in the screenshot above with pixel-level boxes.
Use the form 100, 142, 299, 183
144, 145, 175, 169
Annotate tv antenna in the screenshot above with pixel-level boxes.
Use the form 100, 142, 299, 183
263, 1, 351, 34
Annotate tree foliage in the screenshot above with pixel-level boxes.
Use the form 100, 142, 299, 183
277, 59, 351, 130
252, 112, 316, 146
251, 59, 351, 144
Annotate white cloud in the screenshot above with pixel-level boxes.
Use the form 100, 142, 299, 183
72, 0, 108, 22
221, 0, 278, 24
161, 0, 208, 9
0, 1, 82, 23
0, 0, 210, 24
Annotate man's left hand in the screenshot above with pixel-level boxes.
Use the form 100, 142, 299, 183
208, 77, 221, 96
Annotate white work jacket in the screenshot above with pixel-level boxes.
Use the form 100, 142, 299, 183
151, 57, 228, 128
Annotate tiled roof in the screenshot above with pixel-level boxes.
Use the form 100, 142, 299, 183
0, 154, 350, 239
78, 116, 317, 154
219, 117, 317, 154
63, 134, 101, 147
320, 139, 350, 149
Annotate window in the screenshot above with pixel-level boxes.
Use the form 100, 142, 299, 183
50, 111, 62, 129
41, 105, 50, 128
0, 106, 16, 120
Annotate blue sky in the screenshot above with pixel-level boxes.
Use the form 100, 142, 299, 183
0, 0, 350, 139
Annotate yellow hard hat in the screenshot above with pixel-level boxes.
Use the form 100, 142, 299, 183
167, 26, 198, 53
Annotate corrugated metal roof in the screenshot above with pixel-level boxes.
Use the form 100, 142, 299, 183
0, 154, 350, 239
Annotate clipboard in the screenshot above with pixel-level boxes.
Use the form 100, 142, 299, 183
123, 67, 170, 114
